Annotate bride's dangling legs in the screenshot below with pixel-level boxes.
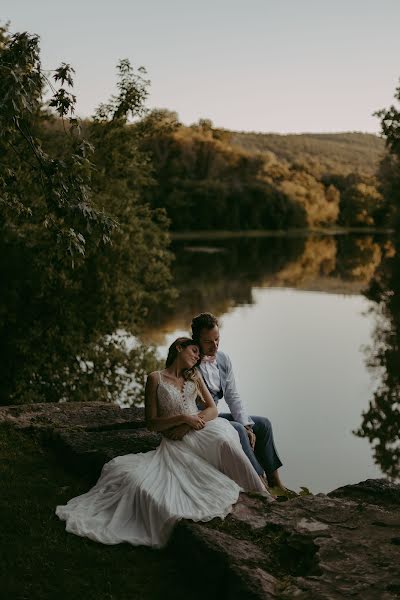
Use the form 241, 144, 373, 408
218, 438, 267, 494
179, 419, 273, 498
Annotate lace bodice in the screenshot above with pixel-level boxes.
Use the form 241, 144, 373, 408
157, 371, 199, 418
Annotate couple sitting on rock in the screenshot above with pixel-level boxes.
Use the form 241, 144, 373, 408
56, 312, 286, 548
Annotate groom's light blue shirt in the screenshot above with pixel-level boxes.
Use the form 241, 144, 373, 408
197, 351, 255, 427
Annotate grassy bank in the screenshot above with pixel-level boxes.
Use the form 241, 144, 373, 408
0, 423, 196, 600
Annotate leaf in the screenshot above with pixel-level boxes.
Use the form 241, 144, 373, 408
299, 486, 313, 496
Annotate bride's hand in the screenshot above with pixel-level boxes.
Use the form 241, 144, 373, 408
184, 415, 206, 430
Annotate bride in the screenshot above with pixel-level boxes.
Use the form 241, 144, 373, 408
55, 337, 272, 548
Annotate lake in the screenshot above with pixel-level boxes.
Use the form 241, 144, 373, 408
143, 232, 399, 494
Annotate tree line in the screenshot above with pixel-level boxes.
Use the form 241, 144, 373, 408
41, 111, 390, 233
134, 113, 387, 231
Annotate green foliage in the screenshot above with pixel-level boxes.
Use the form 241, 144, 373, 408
94, 59, 150, 123
298, 486, 312, 496
322, 174, 384, 227
0, 25, 173, 405
375, 81, 400, 228
376, 154, 400, 226
0, 24, 115, 259
375, 81, 400, 157
339, 182, 382, 226
350, 64, 400, 470
138, 117, 384, 231
141, 119, 309, 230
270, 486, 312, 501
263, 158, 340, 227
355, 242, 400, 479
58, 335, 162, 406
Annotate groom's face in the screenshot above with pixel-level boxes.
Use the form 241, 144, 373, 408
198, 325, 220, 356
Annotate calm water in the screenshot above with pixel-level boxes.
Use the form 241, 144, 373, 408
144, 233, 399, 494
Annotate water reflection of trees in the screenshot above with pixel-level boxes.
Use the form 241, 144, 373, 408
166, 233, 399, 479
146, 232, 400, 478
145, 234, 388, 341
146, 236, 306, 339
355, 239, 400, 479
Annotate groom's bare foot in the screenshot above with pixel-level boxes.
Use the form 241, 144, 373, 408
267, 469, 285, 489
267, 471, 299, 499
259, 474, 277, 498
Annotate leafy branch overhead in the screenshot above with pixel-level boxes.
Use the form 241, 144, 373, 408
94, 59, 150, 123
374, 82, 400, 158
0, 26, 116, 259
0, 22, 174, 406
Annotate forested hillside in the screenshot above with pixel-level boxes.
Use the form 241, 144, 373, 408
139, 114, 388, 231
230, 131, 384, 176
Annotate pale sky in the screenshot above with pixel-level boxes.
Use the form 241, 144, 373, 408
2, 0, 400, 133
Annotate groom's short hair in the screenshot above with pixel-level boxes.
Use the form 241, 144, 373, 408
191, 312, 219, 342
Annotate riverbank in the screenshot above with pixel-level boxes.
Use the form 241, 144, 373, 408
1, 402, 399, 599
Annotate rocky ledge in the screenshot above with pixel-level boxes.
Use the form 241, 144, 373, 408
1, 402, 399, 600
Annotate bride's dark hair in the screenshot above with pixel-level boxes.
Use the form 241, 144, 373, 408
165, 337, 199, 381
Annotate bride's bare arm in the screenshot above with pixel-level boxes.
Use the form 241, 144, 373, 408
145, 373, 205, 432
196, 375, 218, 422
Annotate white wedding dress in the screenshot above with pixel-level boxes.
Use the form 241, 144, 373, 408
55, 371, 268, 548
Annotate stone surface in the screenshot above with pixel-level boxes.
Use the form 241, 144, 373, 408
170, 490, 400, 599
171, 519, 281, 599
328, 478, 400, 508
2, 402, 400, 599
49, 427, 161, 482
0, 402, 160, 481
0, 401, 145, 431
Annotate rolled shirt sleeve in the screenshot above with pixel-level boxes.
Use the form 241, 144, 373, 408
223, 354, 255, 427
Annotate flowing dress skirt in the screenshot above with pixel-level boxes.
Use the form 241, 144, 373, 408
55, 417, 267, 548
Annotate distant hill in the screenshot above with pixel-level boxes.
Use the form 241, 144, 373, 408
229, 131, 385, 176
138, 116, 389, 230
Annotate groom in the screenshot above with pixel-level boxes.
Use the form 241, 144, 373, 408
192, 312, 284, 489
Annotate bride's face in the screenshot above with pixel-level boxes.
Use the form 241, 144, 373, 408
179, 344, 200, 368
198, 325, 220, 356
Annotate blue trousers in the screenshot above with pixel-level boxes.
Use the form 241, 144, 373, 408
219, 413, 283, 477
